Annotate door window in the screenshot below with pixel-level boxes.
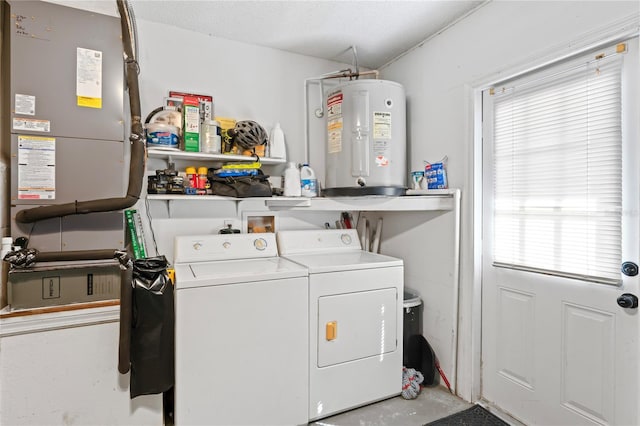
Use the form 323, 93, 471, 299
488, 43, 629, 285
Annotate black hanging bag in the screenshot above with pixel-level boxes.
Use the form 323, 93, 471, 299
129, 256, 175, 398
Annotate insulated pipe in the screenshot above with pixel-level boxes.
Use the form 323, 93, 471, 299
1, 3, 10, 241
32, 249, 122, 263
14, 0, 144, 224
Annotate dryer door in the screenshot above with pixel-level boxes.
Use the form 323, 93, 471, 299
318, 288, 397, 367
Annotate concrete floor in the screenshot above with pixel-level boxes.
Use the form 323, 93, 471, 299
309, 385, 473, 426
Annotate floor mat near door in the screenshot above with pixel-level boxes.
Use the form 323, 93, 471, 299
424, 404, 510, 425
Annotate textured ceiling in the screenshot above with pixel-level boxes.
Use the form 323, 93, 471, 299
45, 0, 485, 69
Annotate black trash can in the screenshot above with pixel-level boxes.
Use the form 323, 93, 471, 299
403, 289, 423, 367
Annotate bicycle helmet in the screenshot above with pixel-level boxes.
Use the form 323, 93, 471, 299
230, 120, 268, 151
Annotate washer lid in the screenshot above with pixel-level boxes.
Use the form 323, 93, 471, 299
282, 250, 402, 274
175, 257, 308, 289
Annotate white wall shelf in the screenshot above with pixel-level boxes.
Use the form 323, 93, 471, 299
147, 148, 286, 165
147, 189, 459, 212
262, 192, 457, 211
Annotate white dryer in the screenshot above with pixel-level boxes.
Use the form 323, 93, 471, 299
173, 233, 308, 426
277, 229, 404, 421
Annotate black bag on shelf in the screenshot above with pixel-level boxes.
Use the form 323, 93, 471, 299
209, 170, 272, 198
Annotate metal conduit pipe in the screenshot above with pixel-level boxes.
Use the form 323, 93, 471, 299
321, 69, 380, 80
9, 0, 143, 264
15, 0, 144, 227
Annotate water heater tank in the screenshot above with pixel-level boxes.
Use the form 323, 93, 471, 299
324, 79, 406, 196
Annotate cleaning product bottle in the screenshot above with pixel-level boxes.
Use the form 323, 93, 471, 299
1, 237, 12, 259
283, 162, 301, 197
269, 122, 286, 159
300, 164, 318, 197
185, 166, 197, 189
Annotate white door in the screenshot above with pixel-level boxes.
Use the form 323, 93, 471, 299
482, 38, 639, 425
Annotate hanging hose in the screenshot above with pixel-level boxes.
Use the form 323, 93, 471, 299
14, 0, 144, 225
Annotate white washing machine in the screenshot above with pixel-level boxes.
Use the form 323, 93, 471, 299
173, 233, 309, 426
277, 229, 404, 421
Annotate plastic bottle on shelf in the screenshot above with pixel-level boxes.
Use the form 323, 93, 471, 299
200, 120, 221, 153
185, 167, 197, 188
300, 164, 318, 197
197, 167, 208, 190
283, 162, 301, 197
269, 122, 286, 159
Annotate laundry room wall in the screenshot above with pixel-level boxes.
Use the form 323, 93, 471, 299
135, 18, 351, 259
379, 0, 640, 401
136, 18, 348, 169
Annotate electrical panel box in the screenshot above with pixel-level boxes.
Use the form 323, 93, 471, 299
7, 261, 120, 310
5, 0, 126, 252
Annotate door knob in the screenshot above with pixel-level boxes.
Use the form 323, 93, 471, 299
621, 262, 638, 277
617, 293, 638, 309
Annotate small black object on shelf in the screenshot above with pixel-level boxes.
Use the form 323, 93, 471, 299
219, 224, 240, 234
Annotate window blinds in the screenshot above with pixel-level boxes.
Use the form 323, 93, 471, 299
491, 53, 623, 285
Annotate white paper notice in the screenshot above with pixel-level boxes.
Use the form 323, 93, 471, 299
373, 112, 392, 139
13, 118, 50, 132
15, 94, 36, 115
76, 47, 102, 108
18, 135, 56, 200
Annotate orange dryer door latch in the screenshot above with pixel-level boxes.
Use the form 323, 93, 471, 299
326, 321, 337, 341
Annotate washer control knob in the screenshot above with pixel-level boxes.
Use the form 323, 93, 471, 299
341, 233, 352, 245
254, 238, 267, 251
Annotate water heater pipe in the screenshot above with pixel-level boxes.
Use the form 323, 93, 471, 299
14, 0, 144, 225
